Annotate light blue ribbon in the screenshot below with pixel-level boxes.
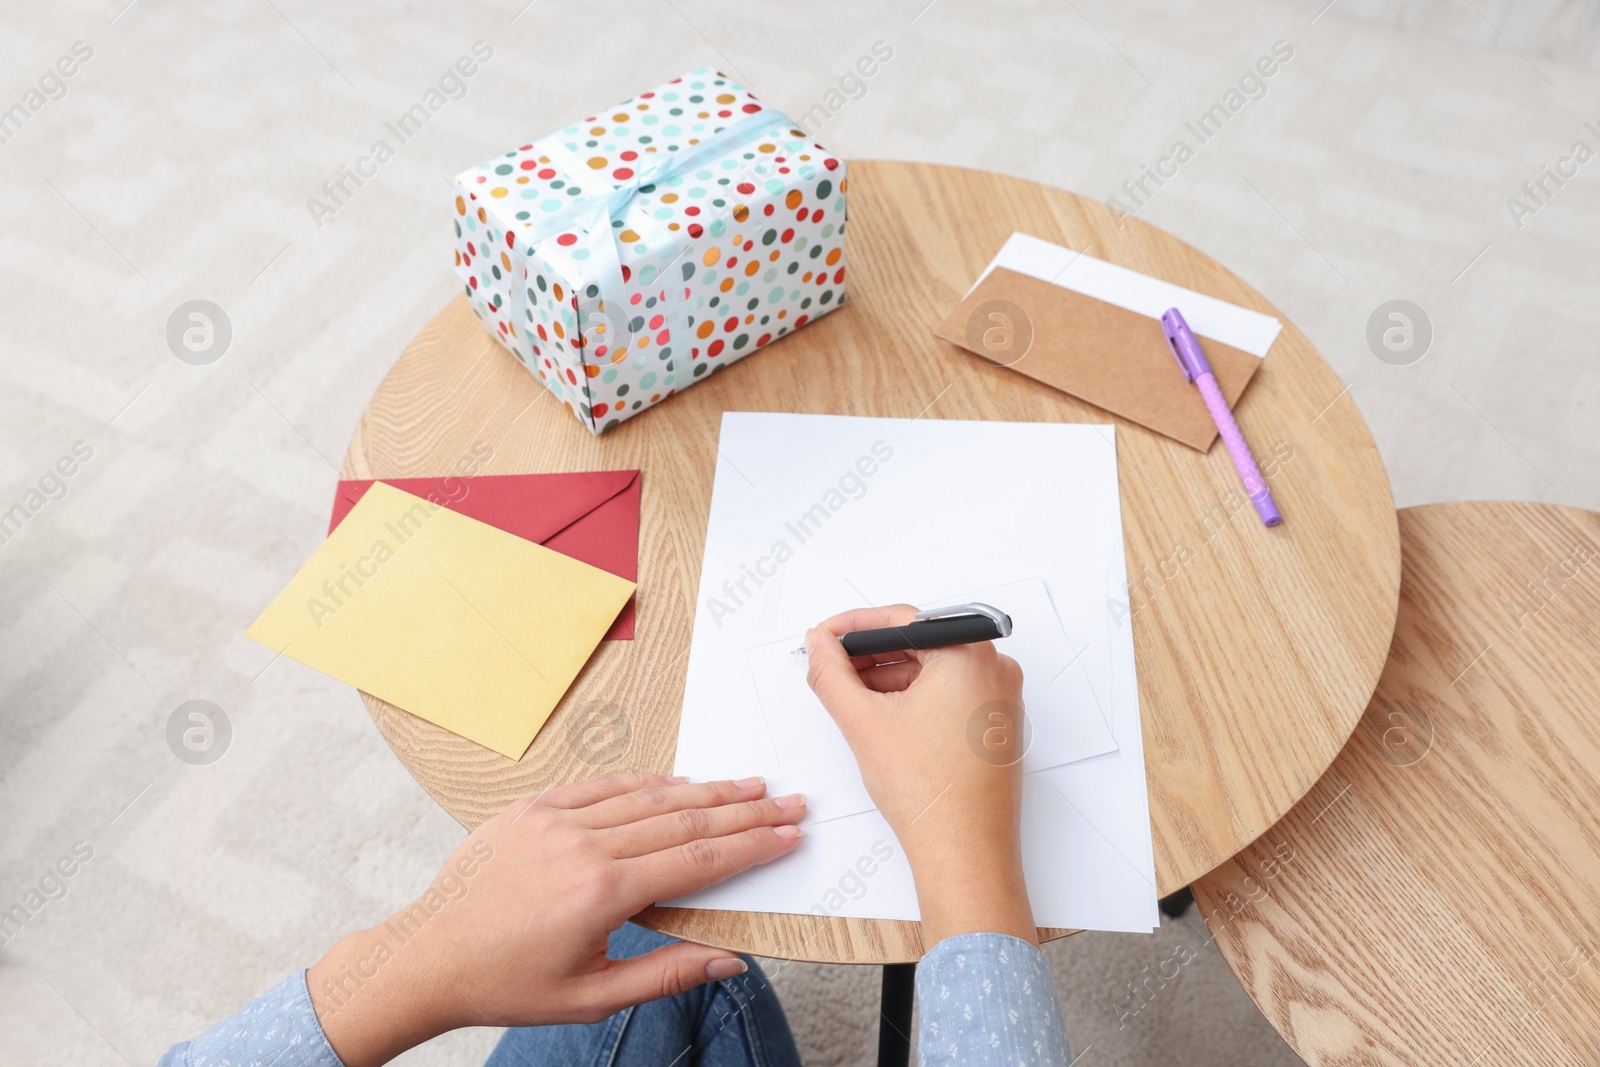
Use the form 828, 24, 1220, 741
506, 109, 792, 423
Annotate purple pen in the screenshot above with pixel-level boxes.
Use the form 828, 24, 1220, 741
1161, 307, 1282, 527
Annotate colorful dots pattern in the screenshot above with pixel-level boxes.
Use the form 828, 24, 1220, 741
450, 66, 847, 435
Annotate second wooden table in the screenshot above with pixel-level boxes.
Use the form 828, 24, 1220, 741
1194, 501, 1600, 1065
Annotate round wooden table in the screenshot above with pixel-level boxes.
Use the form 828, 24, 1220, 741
340, 160, 1400, 963
1193, 501, 1600, 1065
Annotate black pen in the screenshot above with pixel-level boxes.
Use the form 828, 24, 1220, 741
796, 603, 1013, 659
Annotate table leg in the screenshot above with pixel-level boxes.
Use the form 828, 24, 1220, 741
1158, 885, 1194, 919
877, 962, 916, 1067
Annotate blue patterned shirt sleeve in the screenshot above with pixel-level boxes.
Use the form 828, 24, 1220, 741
157, 970, 345, 1067
916, 933, 1071, 1064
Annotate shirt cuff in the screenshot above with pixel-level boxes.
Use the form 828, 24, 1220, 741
916, 933, 1072, 1064
158, 970, 345, 1067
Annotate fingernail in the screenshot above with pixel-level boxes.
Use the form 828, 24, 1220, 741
666, 776, 690, 784
706, 957, 748, 980
733, 776, 764, 789
775, 792, 806, 809
774, 823, 803, 839
804, 627, 819, 654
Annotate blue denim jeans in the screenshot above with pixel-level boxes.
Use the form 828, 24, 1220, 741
485, 923, 802, 1067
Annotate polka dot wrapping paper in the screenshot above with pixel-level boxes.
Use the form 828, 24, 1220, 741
451, 67, 848, 435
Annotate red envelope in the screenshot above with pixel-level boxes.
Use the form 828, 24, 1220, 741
330, 470, 641, 640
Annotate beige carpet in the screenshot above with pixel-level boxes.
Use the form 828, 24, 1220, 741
3, 0, 1598, 1063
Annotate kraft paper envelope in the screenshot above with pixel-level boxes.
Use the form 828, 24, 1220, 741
331, 470, 641, 640
247, 481, 636, 759
934, 267, 1262, 451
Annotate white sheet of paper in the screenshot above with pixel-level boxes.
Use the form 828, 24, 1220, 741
970, 231, 1283, 358
1023, 570, 1160, 932
747, 578, 1117, 824
669, 413, 1158, 932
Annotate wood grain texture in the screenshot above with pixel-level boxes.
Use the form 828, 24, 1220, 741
1194, 502, 1600, 1065
340, 161, 1400, 963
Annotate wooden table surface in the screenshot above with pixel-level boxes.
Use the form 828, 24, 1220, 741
340, 160, 1401, 964
1194, 501, 1600, 1065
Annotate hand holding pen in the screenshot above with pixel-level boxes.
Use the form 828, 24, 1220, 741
802, 603, 1038, 946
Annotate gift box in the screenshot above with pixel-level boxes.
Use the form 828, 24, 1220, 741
451, 67, 848, 434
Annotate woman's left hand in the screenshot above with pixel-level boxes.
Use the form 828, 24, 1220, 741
307, 773, 805, 1066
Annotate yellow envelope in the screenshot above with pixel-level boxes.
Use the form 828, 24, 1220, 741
247, 481, 636, 759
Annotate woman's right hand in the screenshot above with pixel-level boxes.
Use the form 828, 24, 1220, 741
804, 605, 1037, 946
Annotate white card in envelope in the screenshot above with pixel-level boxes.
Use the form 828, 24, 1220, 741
747, 577, 1116, 824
